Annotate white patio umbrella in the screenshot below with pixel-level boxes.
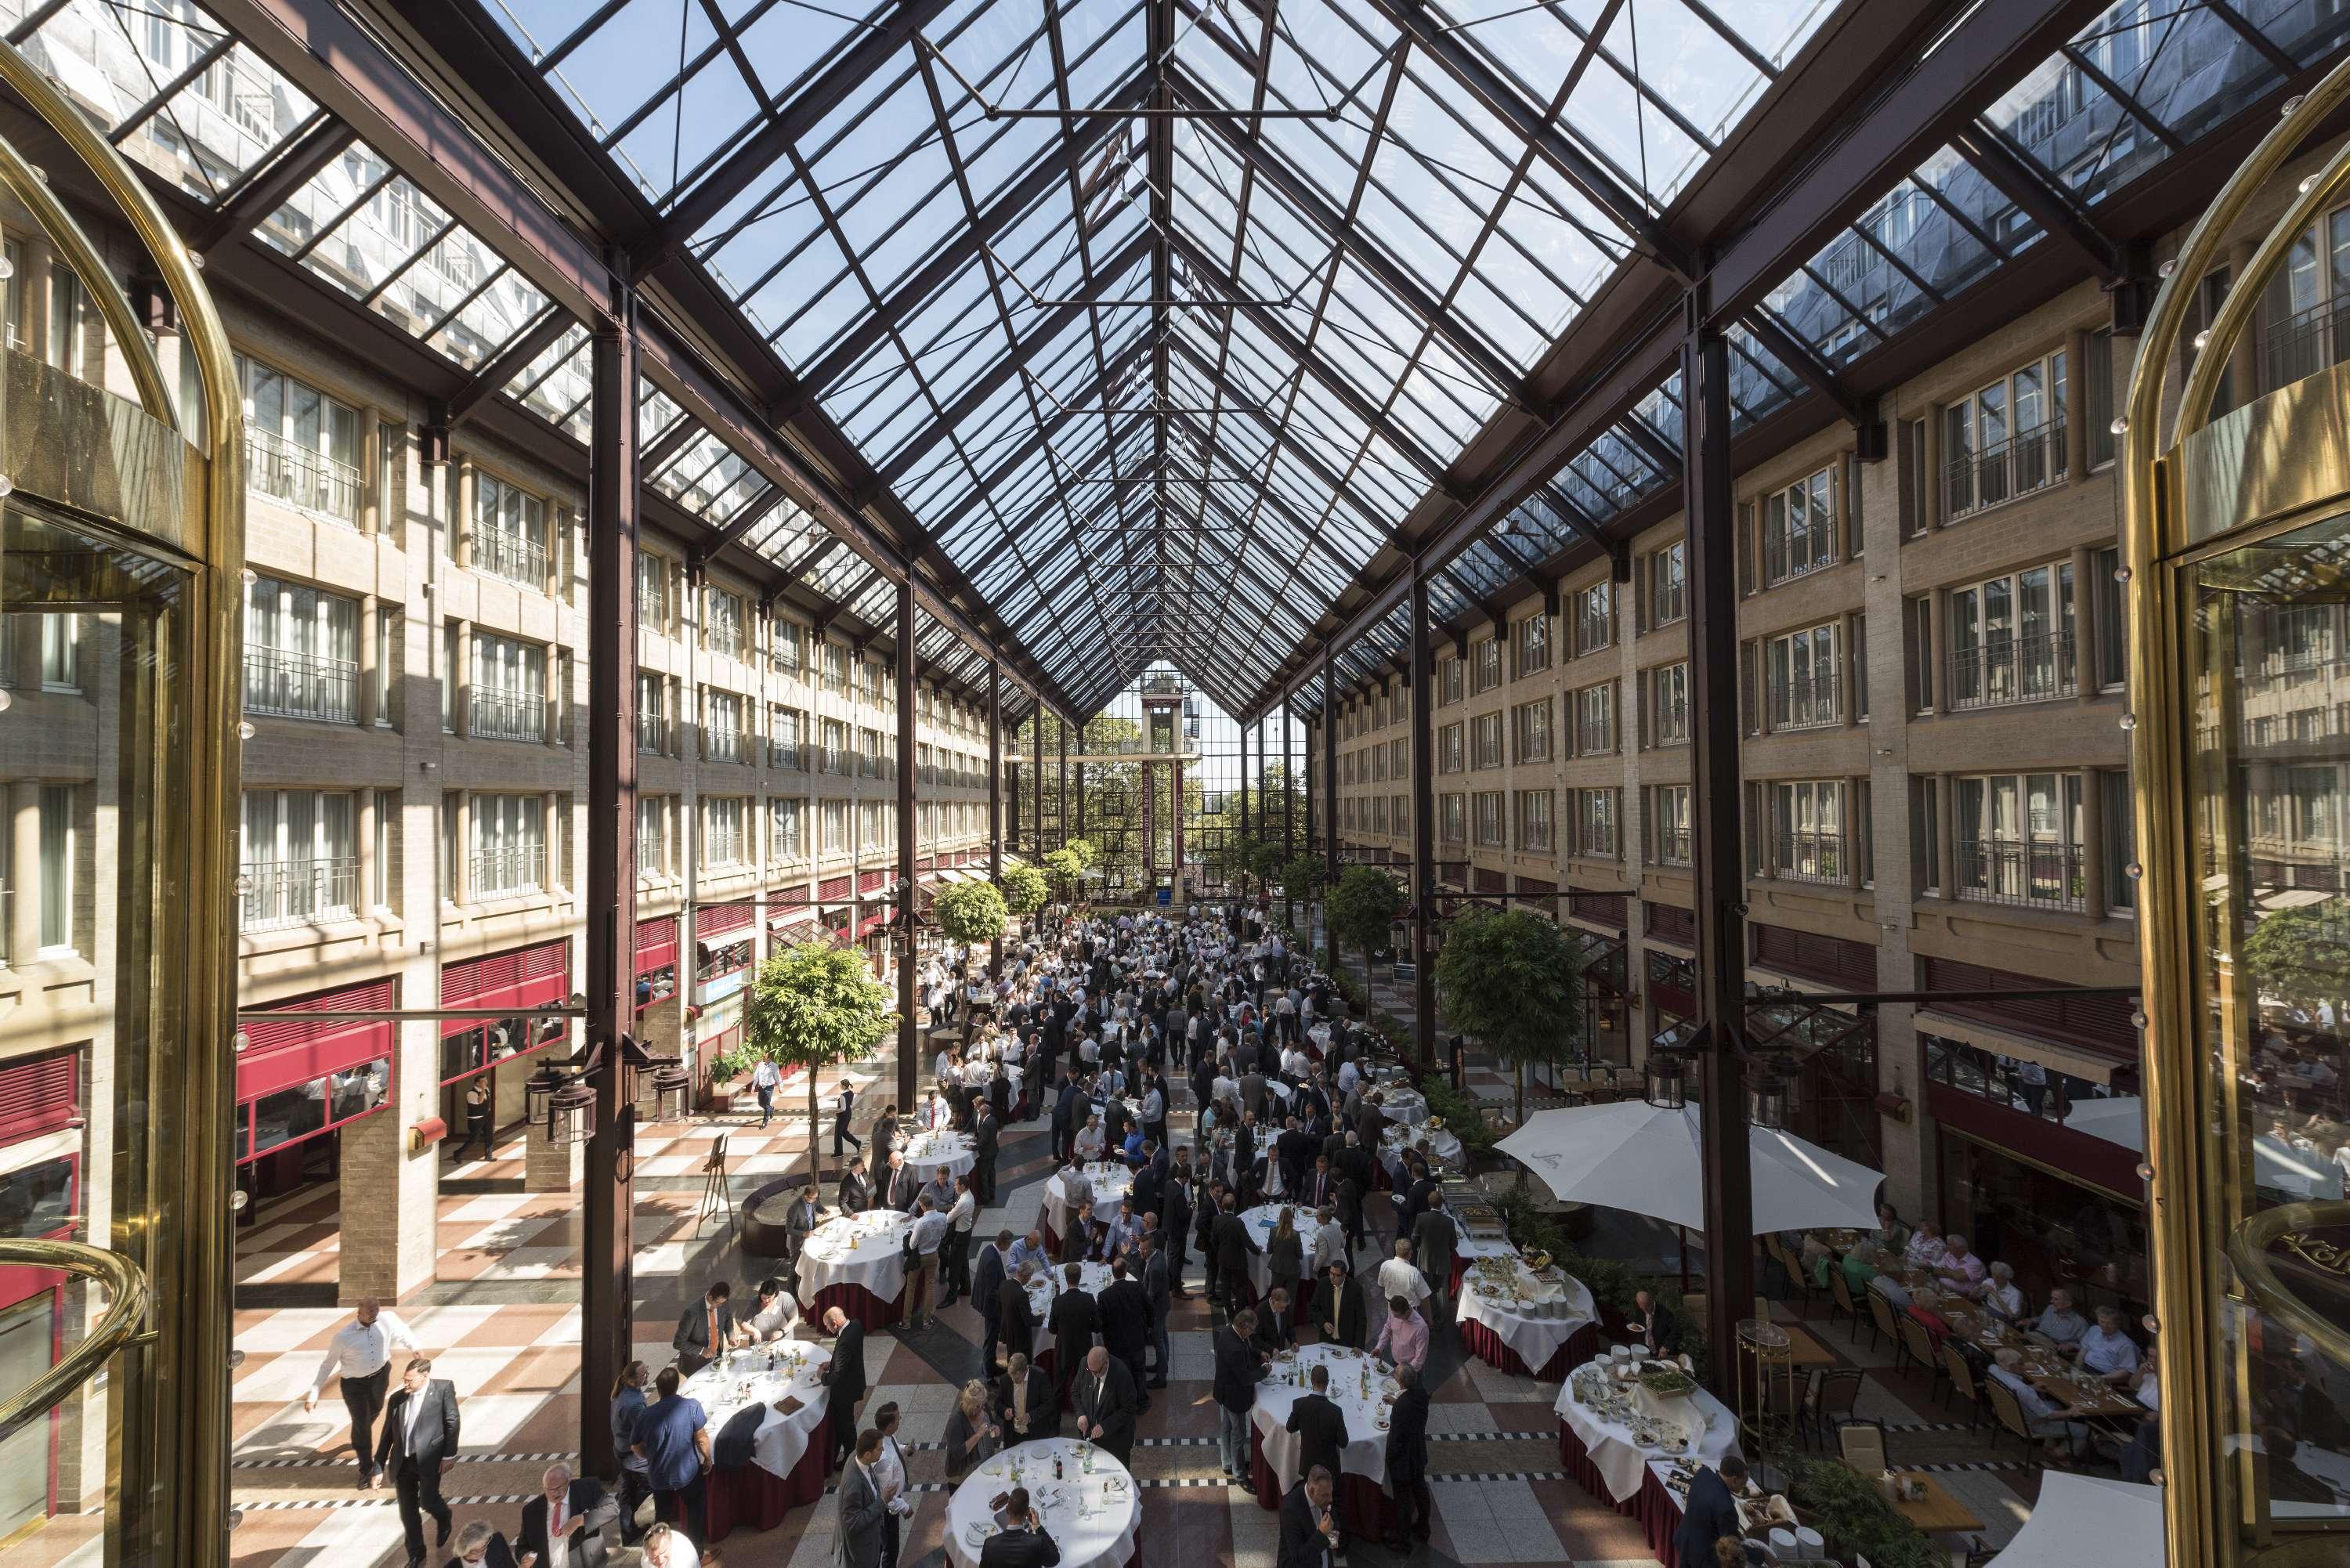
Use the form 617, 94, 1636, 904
2061, 1094, 2344, 1200
1494, 1099, 1885, 1233
1986, 1474, 2161, 1568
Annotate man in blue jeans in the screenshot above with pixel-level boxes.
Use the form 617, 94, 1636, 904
630, 1365, 710, 1545
752, 1057, 782, 1128
1213, 1306, 1269, 1479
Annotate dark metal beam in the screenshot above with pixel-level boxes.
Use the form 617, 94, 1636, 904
895, 575, 920, 1105
1737, 309, 1881, 442
189, 117, 356, 253
1948, 122, 2126, 281
446, 307, 574, 425
1408, 564, 1435, 1068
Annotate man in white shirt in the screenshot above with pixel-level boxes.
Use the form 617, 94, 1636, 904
2077, 1306, 2143, 1382
870, 1401, 916, 1567
1075, 1114, 1108, 1163
303, 1297, 421, 1487
907, 1195, 953, 1330
1336, 1057, 1360, 1097
1376, 1237, 1430, 1310
1976, 1260, 2026, 1320
1309, 1207, 1347, 1277
750, 1056, 783, 1129
942, 1174, 979, 1307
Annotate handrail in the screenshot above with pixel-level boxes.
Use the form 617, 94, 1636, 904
0, 1240, 152, 1443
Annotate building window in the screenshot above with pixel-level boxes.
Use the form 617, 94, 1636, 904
1943, 349, 2068, 519
1512, 612, 1552, 677
472, 473, 550, 590
38, 784, 74, 954
1949, 561, 2076, 709
1911, 777, 1940, 896
1571, 788, 1618, 859
2095, 546, 2128, 690
1515, 789, 1553, 852
239, 789, 357, 930
372, 790, 397, 912
774, 616, 805, 671
704, 688, 744, 763
1473, 790, 1506, 847
1647, 663, 1690, 746
1510, 698, 1552, 764
1439, 657, 1464, 706
822, 641, 849, 695
1766, 623, 1840, 731
1850, 613, 1869, 721
1574, 581, 1613, 656
635, 796, 669, 879
1573, 682, 1615, 755
374, 609, 400, 725
1954, 771, 2085, 912
1907, 594, 1935, 714
2101, 768, 2135, 914
821, 799, 851, 855
2086, 327, 2116, 468
1761, 464, 1837, 585
243, 574, 359, 723
637, 674, 667, 754
1647, 541, 1686, 627
39, 614, 78, 692
1647, 784, 1690, 866
1441, 793, 1466, 844
472, 793, 548, 897
470, 633, 547, 742
636, 552, 671, 636
771, 797, 804, 865
1473, 638, 1503, 694
705, 586, 746, 661
1471, 712, 1503, 770
1439, 722, 1464, 775
702, 797, 749, 869
1767, 779, 1844, 883
771, 706, 804, 769
237, 355, 363, 524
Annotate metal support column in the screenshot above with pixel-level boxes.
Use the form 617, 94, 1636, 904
1409, 568, 1436, 1066
1058, 717, 1068, 850
1032, 706, 1043, 863
1322, 640, 1338, 872
580, 285, 639, 1476
1282, 699, 1295, 855
1682, 310, 1756, 1391
1240, 717, 1253, 851
988, 659, 1003, 971
895, 580, 919, 1109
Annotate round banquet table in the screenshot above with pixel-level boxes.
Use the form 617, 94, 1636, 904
1238, 1204, 1317, 1306
1381, 1121, 1462, 1167
1553, 1360, 1737, 1508
1043, 1164, 1133, 1252
899, 1129, 976, 1183
1376, 1088, 1430, 1127
1451, 1235, 1518, 1295
1456, 1261, 1599, 1381
942, 1438, 1141, 1568
1022, 1260, 1115, 1386
684, 1342, 835, 1540
793, 1210, 913, 1328
1248, 1343, 1400, 1541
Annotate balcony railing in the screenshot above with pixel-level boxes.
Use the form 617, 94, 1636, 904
470, 688, 546, 742
1950, 632, 2077, 710
470, 844, 547, 898
1957, 839, 2086, 912
1766, 671, 1840, 732
821, 746, 853, 774
473, 526, 549, 590
637, 713, 670, 755
1654, 826, 1691, 867
240, 856, 358, 930
244, 421, 362, 524
771, 740, 804, 770
244, 647, 358, 724
1943, 418, 2066, 520
1652, 699, 1690, 746
706, 728, 743, 764
1772, 830, 1844, 883
2260, 294, 2350, 396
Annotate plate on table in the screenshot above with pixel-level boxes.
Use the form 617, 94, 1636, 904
967, 1522, 1000, 1546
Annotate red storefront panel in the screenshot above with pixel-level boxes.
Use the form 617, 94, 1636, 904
635, 914, 678, 977
0, 1050, 80, 1144
237, 980, 397, 1102
1568, 887, 1627, 927
441, 939, 571, 1030
1751, 923, 1875, 990
820, 875, 854, 902
859, 869, 888, 894
699, 902, 755, 937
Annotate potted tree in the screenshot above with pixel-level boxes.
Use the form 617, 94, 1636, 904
736, 939, 898, 1188
931, 879, 1009, 988
999, 862, 1047, 934
1041, 847, 1084, 918
1434, 908, 1583, 1129
1326, 865, 1407, 998
1281, 851, 1327, 936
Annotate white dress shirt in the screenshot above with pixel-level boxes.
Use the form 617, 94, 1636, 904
542, 1492, 573, 1568
311, 1310, 420, 1393
873, 1433, 912, 1516
1377, 1255, 1430, 1306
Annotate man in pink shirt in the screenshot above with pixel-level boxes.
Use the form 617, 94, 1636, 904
1934, 1234, 1988, 1290
1371, 1294, 1428, 1372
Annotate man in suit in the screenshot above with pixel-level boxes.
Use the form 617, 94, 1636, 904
447, 1519, 519, 1567
823, 1306, 870, 1472
372, 1357, 459, 1568
1285, 1364, 1350, 1488
1213, 1309, 1270, 1478
973, 1104, 1001, 1206
1095, 1257, 1152, 1411
1162, 1149, 1196, 1298
992, 1352, 1060, 1443
997, 1263, 1040, 1370
515, 1462, 613, 1568
1211, 1194, 1256, 1315
868, 1104, 900, 1193
671, 1280, 736, 1376
1071, 1346, 1141, 1465
1674, 1453, 1749, 1568
833, 1079, 863, 1158
1383, 1363, 1433, 1550
1313, 1261, 1368, 1349
1629, 1289, 1682, 1357
1299, 1154, 1338, 1215
837, 1163, 872, 1215
1138, 1234, 1173, 1389
1279, 1467, 1342, 1568
836, 1428, 888, 1568
880, 1151, 920, 1215
978, 1487, 1063, 1568
1050, 1071, 1083, 1162
973, 1230, 1014, 1370
1130, 1146, 1163, 1223
783, 1183, 826, 1266
1411, 1190, 1459, 1306
1047, 1263, 1100, 1407
1253, 1288, 1299, 1354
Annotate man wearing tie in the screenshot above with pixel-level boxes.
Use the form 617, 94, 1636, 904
1278, 1466, 1343, 1568
671, 1281, 736, 1376
1302, 1155, 1336, 1213
1071, 1345, 1141, 1465
372, 1357, 460, 1568
1313, 1262, 1368, 1349
881, 1151, 918, 1215
304, 1296, 421, 1487
515, 1462, 613, 1568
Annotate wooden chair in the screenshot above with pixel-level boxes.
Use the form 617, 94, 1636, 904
1866, 1290, 1900, 1357
1940, 1339, 1982, 1431
1984, 1377, 2042, 1468
1778, 1241, 1821, 1320
1837, 1420, 1888, 1475
1898, 1316, 1942, 1396
1799, 1366, 1865, 1449
1828, 1268, 1860, 1338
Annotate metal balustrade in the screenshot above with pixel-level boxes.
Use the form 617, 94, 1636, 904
1943, 419, 2066, 519
1957, 839, 2085, 912
239, 856, 358, 930
244, 647, 358, 723
1950, 632, 2075, 710
244, 421, 363, 523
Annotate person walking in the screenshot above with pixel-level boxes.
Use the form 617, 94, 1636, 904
750, 1056, 783, 1129
304, 1296, 420, 1488
835, 1429, 888, 1568
371, 1356, 459, 1568
833, 1078, 863, 1158
1382, 1363, 1432, 1551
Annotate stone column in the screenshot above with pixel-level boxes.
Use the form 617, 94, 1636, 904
522, 1114, 582, 1191
10, 780, 42, 962
337, 1018, 442, 1303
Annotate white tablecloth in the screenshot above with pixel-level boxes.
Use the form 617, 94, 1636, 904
1250, 1343, 1399, 1494
1045, 1164, 1133, 1239
1378, 1089, 1430, 1127
794, 1211, 914, 1308
1553, 1363, 1736, 1502
1382, 1122, 1462, 1165
1241, 1204, 1313, 1299
1024, 1259, 1115, 1322
682, 1342, 834, 1479
901, 1130, 976, 1183
1457, 1262, 1597, 1375
943, 1438, 1140, 1568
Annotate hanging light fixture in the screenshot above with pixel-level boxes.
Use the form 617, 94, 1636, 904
1748, 1055, 1800, 1131
523, 1063, 566, 1129
1644, 1046, 1689, 1111
652, 1062, 692, 1122
548, 1081, 598, 1145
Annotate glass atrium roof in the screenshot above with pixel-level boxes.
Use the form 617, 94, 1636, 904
13, 0, 2345, 718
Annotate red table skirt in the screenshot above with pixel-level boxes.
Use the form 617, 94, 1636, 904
1634, 1462, 1683, 1566
807, 1281, 900, 1331
1557, 1421, 1639, 1516
1449, 1257, 1470, 1295
1459, 1317, 1596, 1383
703, 1411, 833, 1541
1249, 1426, 1395, 1538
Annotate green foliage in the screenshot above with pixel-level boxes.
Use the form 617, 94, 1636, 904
1783, 1455, 1940, 1568
998, 862, 1048, 916
1041, 847, 1085, 900
1326, 865, 1407, 962
1061, 836, 1100, 871
931, 879, 1008, 948
735, 940, 897, 1078
1419, 1076, 1498, 1156
1435, 909, 1584, 1078
1282, 853, 1329, 900
2243, 898, 2350, 1013
1244, 839, 1289, 885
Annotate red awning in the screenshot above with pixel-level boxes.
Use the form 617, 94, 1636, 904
699, 901, 755, 937
635, 915, 678, 977
440, 941, 571, 1035
237, 980, 397, 1103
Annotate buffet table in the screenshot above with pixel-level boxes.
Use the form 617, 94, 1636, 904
1248, 1342, 1400, 1541
1553, 1356, 1736, 1508
943, 1439, 1140, 1568
684, 1342, 835, 1540
792, 1211, 913, 1328
1456, 1257, 1599, 1381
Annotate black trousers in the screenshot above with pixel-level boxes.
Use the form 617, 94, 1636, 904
615, 1464, 653, 1541
1391, 1473, 1433, 1539
653, 1479, 707, 1545
394, 1457, 449, 1562
942, 1227, 974, 1300
833, 1112, 862, 1155
882, 1508, 902, 1568
341, 1362, 390, 1477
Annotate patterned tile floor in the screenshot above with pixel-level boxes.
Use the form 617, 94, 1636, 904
228, 1003, 2045, 1567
